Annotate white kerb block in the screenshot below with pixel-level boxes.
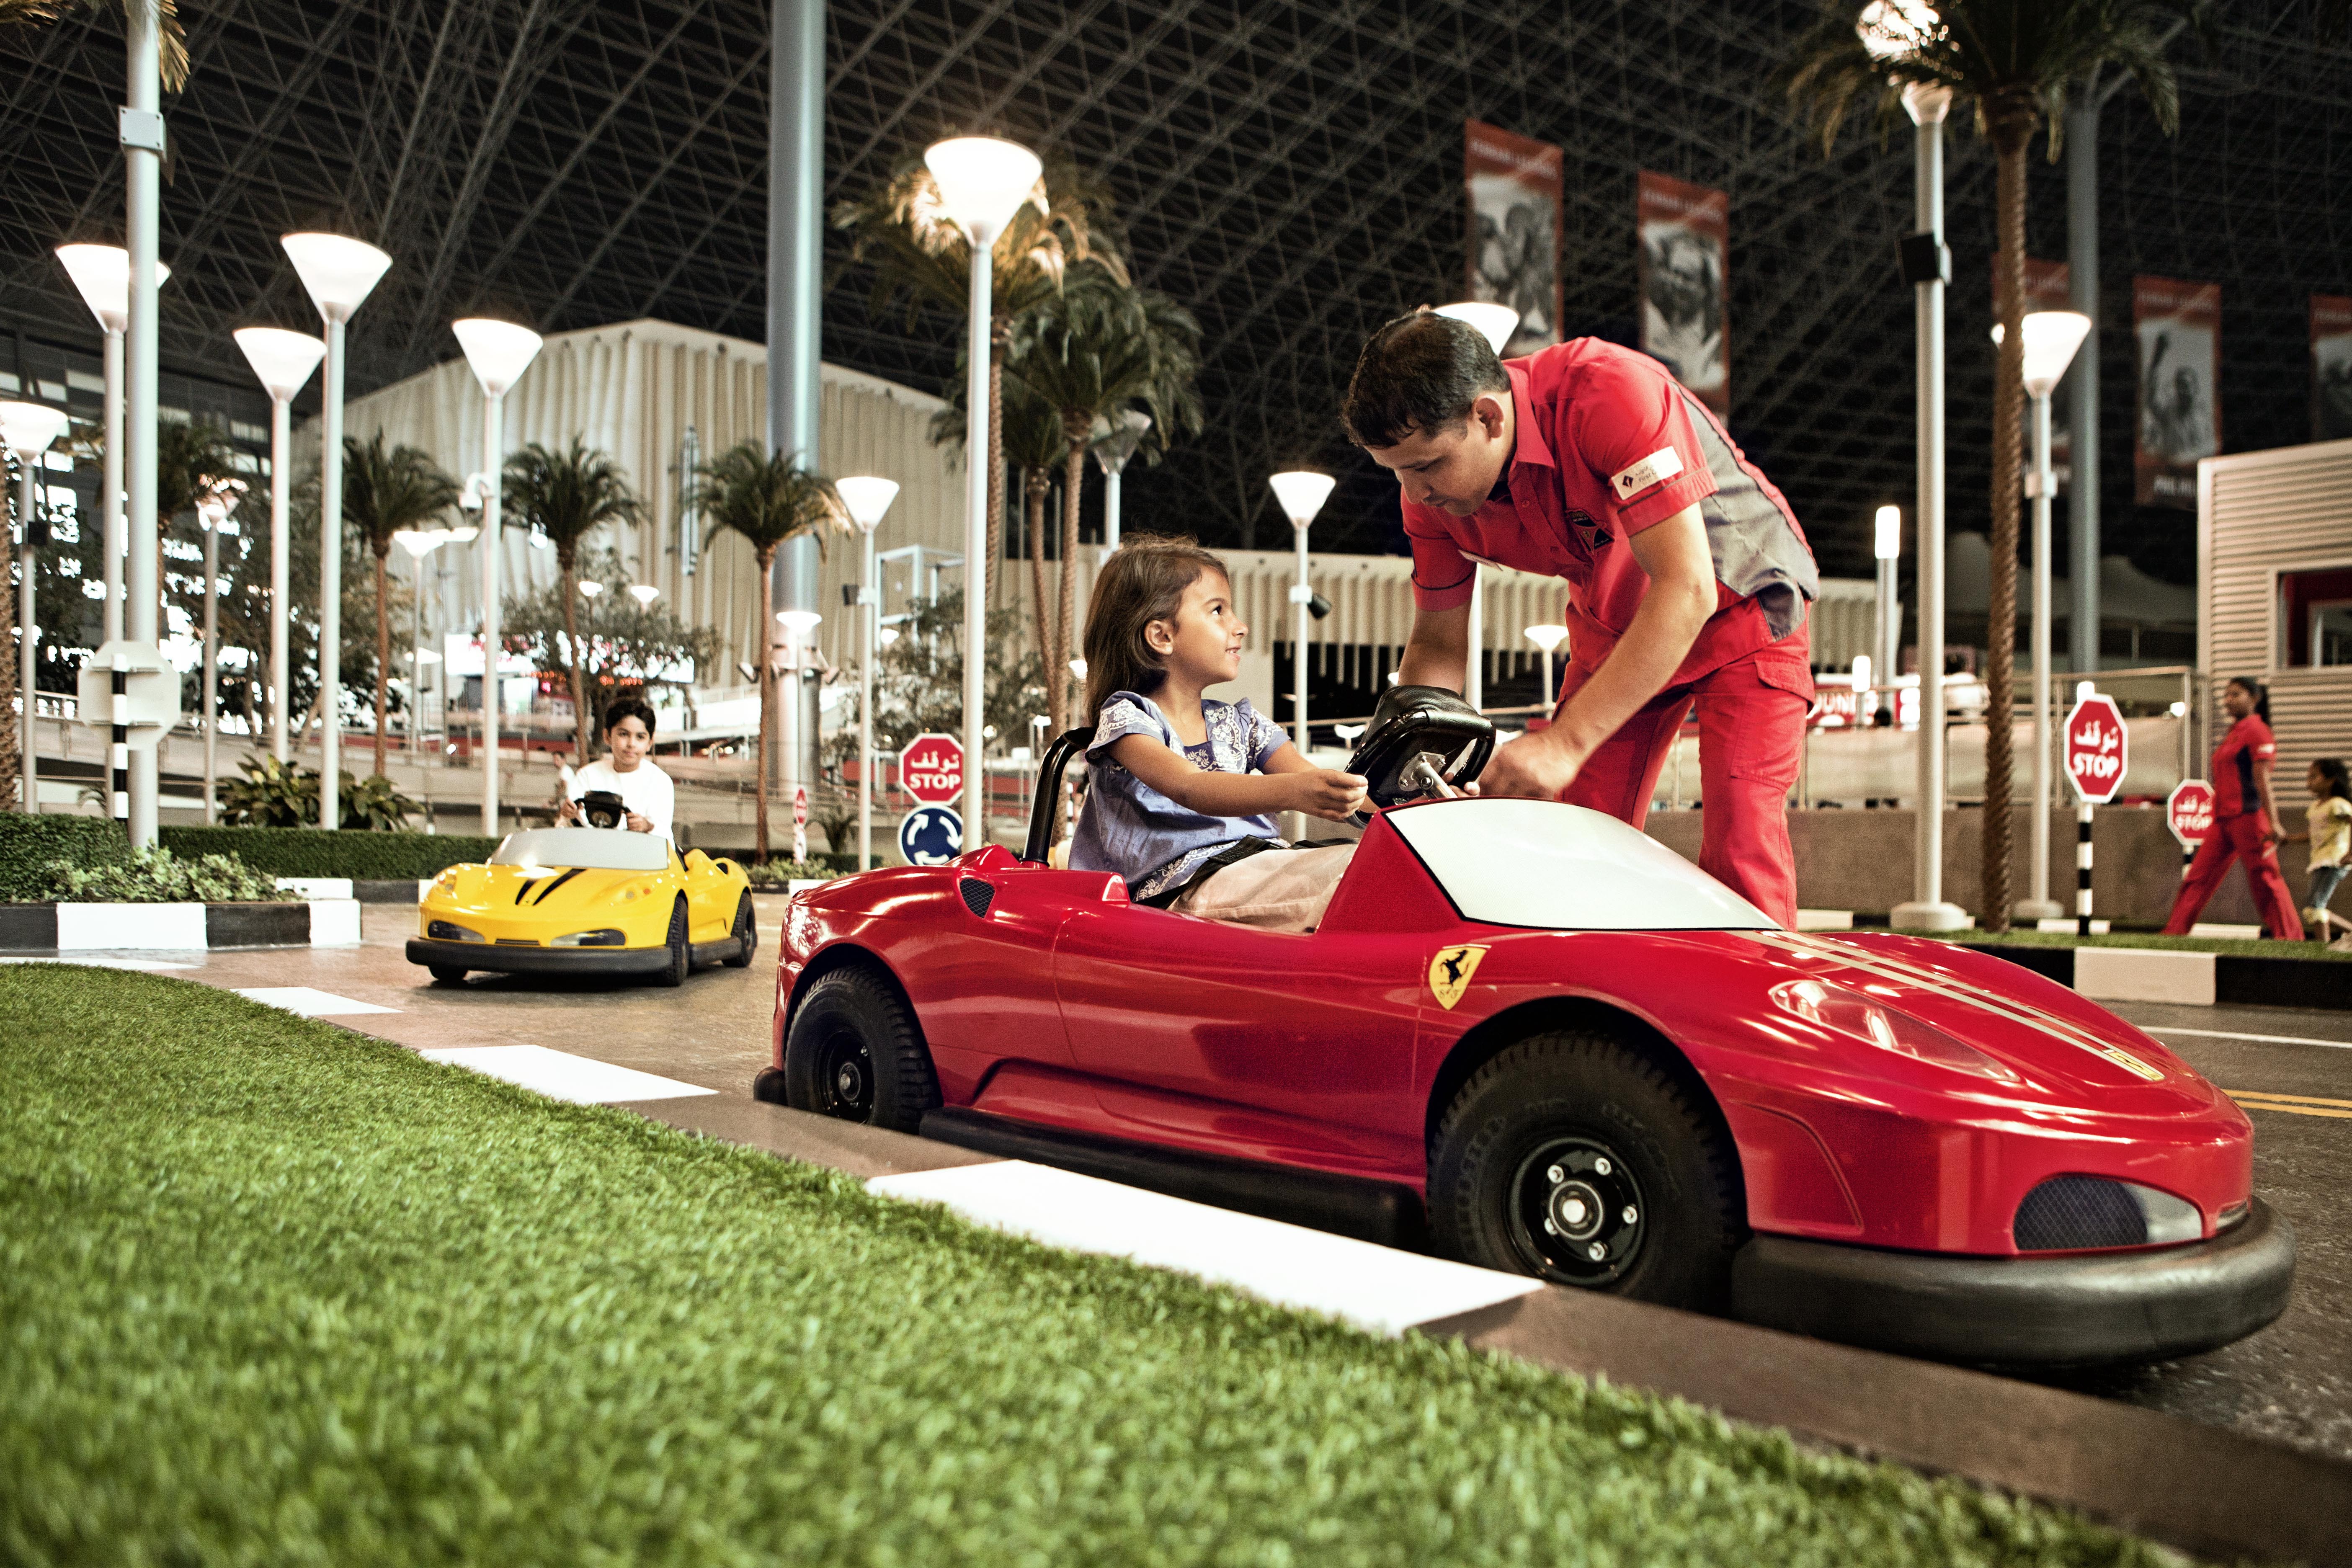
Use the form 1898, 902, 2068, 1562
307, 899, 362, 946
55, 902, 207, 950
2073, 947, 2216, 1006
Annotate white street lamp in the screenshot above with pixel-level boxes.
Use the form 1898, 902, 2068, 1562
1524, 623, 1569, 719
121, 4, 166, 844
1090, 410, 1151, 551
1994, 310, 2092, 921
578, 579, 604, 597
628, 583, 660, 607
1434, 301, 1519, 356
0, 401, 70, 815
394, 528, 459, 758
927, 133, 1041, 844
284, 232, 393, 830
232, 326, 325, 763
451, 316, 543, 838
836, 474, 899, 872
776, 606, 823, 861
1873, 504, 1901, 725
1269, 471, 1336, 752
194, 487, 243, 821
56, 245, 171, 649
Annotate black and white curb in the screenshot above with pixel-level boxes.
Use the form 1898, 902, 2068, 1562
1975, 943, 2352, 1011
0, 897, 360, 951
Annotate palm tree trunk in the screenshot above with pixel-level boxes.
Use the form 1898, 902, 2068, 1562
1028, 471, 1055, 726
560, 557, 589, 763
1983, 100, 2036, 935
987, 318, 1011, 607
0, 560, 17, 807
1059, 415, 1089, 730
372, 549, 390, 776
754, 547, 774, 860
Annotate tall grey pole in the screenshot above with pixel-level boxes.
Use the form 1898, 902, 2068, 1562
201, 514, 218, 823
1291, 521, 1310, 750
2066, 94, 2102, 677
102, 327, 124, 647
2019, 392, 2061, 920
17, 462, 35, 814
268, 392, 292, 761
769, 0, 824, 805
318, 315, 347, 828
859, 523, 875, 868
1893, 85, 1966, 931
480, 391, 506, 835
1104, 469, 1122, 551
1875, 553, 1899, 720
123, 0, 163, 847
960, 235, 993, 841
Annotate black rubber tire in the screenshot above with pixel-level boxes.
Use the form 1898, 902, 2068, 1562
1429, 1029, 1746, 1313
783, 964, 940, 1133
651, 898, 689, 988
427, 965, 468, 984
720, 891, 756, 967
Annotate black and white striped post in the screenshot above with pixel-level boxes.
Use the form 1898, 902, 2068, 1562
110, 658, 129, 826
77, 639, 172, 833
2075, 803, 2096, 936
2061, 682, 2129, 939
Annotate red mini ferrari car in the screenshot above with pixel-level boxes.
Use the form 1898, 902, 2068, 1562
758, 700, 2295, 1366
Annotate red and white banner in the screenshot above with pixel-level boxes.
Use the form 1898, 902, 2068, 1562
1638, 171, 1729, 416
1464, 121, 1562, 359
2313, 294, 2352, 443
2134, 276, 2220, 508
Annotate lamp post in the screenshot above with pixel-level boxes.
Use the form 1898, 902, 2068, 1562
0, 401, 69, 814
56, 246, 173, 648
282, 233, 392, 829
231, 328, 325, 763
1524, 624, 1569, 719
1269, 471, 1335, 752
776, 606, 822, 861
1091, 410, 1150, 551
1995, 310, 2092, 923
193, 487, 243, 823
926, 134, 1042, 845
1873, 505, 1901, 724
1434, 305, 1518, 715
122, 0, 165, 845
836, 474, 899, 872
394, 527, 463, 758
452, 318, 544, 838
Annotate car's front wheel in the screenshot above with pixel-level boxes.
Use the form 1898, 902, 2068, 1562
720, 891, 756, 967
428, 965, 467, 985
783, 964, 939, 1132
1429, 1029, 1745, 1312
650, 898, 689, 988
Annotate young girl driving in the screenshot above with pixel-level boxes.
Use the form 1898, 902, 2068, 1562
1068, 535, 1369, 931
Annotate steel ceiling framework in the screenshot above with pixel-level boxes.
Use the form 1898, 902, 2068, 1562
1, 1, 2345, 587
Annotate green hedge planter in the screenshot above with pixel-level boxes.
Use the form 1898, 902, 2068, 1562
160, 826, 502, 881
0, 816, 132, 900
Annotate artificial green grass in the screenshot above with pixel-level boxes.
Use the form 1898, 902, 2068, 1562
0, 968, 2179, 1567
1932, 928, 2352, 962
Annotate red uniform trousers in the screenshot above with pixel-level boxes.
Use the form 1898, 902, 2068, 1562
2162, 812, 2303, 940
1554, 641, 1811, 927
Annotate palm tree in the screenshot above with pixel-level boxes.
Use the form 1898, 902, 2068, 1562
833, 155, 1124, 604
342, 433, 461, 776
503, 440, 641, 764
1782, 0, 2200, 933
698, 442, 848, 860
993, 381, 1069, 718
1007, 277, 1204, 727
0, 1, 189, 85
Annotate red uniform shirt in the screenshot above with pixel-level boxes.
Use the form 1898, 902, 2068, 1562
2210, 714, 2278, 818
1402, 338, 1818, 684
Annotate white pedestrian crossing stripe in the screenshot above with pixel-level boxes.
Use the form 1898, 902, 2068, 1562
234, 987, 400, 1017
418, 1044, 717, 1105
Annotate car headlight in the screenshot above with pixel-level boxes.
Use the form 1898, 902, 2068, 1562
427, 920, 486, 943
550, 928, 627, 947
1770, 978, 2020, 1083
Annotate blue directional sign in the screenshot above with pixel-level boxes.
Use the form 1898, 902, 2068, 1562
898, 806, 963, 867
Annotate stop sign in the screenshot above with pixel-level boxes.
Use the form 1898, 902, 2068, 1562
2166, 779, 2215, 848
897, 732, 965, 805
2064, 693, 2129, 803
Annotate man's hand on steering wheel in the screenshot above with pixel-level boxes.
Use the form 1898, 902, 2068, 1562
1477, 728, 1583, 801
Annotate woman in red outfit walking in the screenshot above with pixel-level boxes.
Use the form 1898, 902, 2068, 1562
2164, 677, 2305, 940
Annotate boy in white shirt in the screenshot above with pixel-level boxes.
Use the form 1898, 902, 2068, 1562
557, 697, 676, 842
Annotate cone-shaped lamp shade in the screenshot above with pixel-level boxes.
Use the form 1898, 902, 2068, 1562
281, 233, 392, 322
578, 580, 604, 597
393, 529, 449, 560
1523, 623, 1570, 653
1434, 302, 1519, 356
1269, 471, 1336, 527
56, 244, 171, 333
232, 327, 326, 401
1875, 505, 1902, 560
776, 609, 822, 634
836, 475, 900, 531
923, 137, 1042, 235
1857, 0, 1939, 59
1991, 311, 2093, 398
0, 400, 70, 458
452, 318, 544, 397
1091, 408, 1152, 475
628, 583, 660, 607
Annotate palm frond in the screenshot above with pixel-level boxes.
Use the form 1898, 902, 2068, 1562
696, 443, 848, 562
342, 432, 462, 552
501, 438, 640, 565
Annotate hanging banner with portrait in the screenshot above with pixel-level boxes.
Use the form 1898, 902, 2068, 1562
2313, 294, 2352, 443
2134, 276, 2220, 508
1637, 171, 1730, 416
1463, 121, 1562, 358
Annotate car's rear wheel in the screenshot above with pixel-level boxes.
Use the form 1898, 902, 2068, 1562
1429, 1029, 1745, 1312
651, 898, 689, 988
428, 965, 467, 984
720, 892, 756, 967
783, 963, 939, 1132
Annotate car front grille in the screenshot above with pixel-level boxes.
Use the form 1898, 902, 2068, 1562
2013, 1176, 2148, 1251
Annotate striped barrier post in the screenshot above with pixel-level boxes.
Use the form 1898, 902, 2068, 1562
2076, 803, 2095, 936
110, 660, 129, 825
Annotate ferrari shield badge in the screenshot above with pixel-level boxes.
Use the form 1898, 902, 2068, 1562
1427, 944, 1489, 1010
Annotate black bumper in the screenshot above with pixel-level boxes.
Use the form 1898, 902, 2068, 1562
405, 936, 676, 976
1731, 1198, 2296, 1367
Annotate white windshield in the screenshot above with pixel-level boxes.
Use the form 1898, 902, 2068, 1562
1385, 797, 1777, 931
490, 827, 672, 873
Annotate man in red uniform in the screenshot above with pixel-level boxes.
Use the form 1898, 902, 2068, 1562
1341, 309, 1819, 924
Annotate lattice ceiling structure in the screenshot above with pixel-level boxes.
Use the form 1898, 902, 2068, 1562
2, 0, 2346, 583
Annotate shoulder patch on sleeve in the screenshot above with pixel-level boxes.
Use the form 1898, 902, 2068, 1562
1610, 446, 1685, 499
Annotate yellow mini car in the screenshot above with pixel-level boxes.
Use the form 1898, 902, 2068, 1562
406, 827, 756, 987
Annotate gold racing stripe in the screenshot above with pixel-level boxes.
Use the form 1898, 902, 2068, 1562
2225, 1089, 2352, 1120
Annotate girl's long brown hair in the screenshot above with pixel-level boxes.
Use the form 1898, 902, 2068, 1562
1080, 534, 1231, 725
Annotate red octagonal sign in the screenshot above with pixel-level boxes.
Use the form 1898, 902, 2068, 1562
897, 732, 965, 805
2064, 693, 2129, 804
2166, 779, 2216, 848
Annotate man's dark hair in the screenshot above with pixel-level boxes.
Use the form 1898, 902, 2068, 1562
604, 696, 657, 736
1341, 309, 1511, 449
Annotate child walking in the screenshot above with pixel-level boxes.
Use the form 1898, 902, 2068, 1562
2285, 757, 2352, 937
1068, 535, 1369, 932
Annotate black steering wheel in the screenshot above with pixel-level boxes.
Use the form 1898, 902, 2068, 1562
1344, 685, 1495, 819
576, 789, 630, 830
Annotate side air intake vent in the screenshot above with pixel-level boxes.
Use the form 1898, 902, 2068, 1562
959, 879, 995, 919
2014, 1175, 2202, 1251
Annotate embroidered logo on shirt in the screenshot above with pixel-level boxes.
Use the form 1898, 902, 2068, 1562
1427, 943, 1490, 1010
1610, 446, 1685, 499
